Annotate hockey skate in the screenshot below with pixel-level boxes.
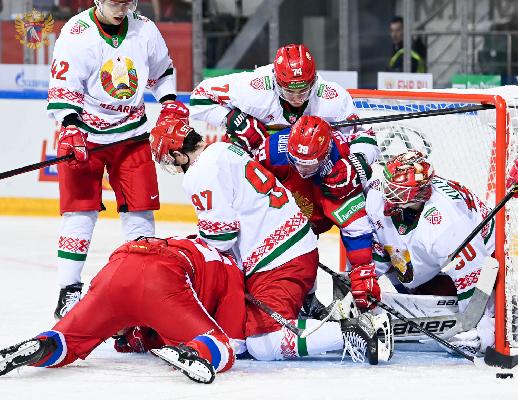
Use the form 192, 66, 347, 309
54, 282, 83, 320
151, 344, 215, 384
341, 311, 394, 365
0, 337, 57, 376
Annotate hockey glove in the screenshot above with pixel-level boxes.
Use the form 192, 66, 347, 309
321, 153, 371, 201
113, 327, 164, 353
225, 109, 268, 153
58, 126, 88, 169
157, 100, 190, 125
507, 158, 518, 198
349, 262, 381, 310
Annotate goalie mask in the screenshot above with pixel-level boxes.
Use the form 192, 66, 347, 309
382, 151, 434, 212
149, 119, 195, 175
274, 44, 316, 107
287, 116, 332, 178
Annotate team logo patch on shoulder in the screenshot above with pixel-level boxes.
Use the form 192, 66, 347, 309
316, 84, 338, 99
70, 19, 89, 34
423, 207, 442, 225
100, 56, 138, 99
250, 76, 272, 90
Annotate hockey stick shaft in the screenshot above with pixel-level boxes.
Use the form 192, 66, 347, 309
245, 293, 303, 337
0, 133, 150, 180
318, 262, 476, 362
330, 104, 494, 129
444, 183, 518, 267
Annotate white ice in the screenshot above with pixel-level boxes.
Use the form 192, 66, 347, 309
0, 216, 516, 400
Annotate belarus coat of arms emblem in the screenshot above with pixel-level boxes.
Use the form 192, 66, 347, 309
15, 9, 54, 49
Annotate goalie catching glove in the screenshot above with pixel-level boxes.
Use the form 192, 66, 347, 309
321, 153, 371, 201
349, 262, 381, 310
58, 126, 88, 169
225, 108, 268, 153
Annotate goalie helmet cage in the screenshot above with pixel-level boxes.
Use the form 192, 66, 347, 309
342, 87, 518, 357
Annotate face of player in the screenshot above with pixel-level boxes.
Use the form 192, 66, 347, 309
278, 85, 313, 108
390, 21, 403, 45
96, 0, 136, 25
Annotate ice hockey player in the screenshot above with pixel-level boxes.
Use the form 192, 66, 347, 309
0, 235, 245, 384
366, 150, 498, 355
189, 43, 377, 162
47, 0, 189, 319
149, 119, 393, 364
256, 115, 380, 312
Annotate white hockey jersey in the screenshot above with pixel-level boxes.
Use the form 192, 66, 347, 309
47, 8, 175, 144
189, 65, 377, 163
366, 176, 496, 310
182, 142, 317, 277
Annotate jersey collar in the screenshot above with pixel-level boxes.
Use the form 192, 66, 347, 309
90, 7, 129, 48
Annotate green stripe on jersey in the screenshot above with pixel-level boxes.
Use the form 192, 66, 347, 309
247, 222, 311, 276
58, 250, 87, 261
297, 319, 308, 356
190, 98, 218, 106
47, 102, 83, 113
199, 231, 238, 241
458, 287, 475, 301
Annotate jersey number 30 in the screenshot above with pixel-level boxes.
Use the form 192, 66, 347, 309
245, 160, 288, 208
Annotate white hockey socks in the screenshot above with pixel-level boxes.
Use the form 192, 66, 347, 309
57, 211, 97, 287
120, 210, 155, 241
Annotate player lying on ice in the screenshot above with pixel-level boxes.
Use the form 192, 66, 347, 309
189, 44, 380, 317
148, 119, 394, 364
364, 150, 499, 356
0, 235, 246, 384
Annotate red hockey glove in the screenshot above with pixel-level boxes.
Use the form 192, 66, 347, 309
225, 108, 267, 152
157, 100, 189, 125
58, 126, 88, 169
321, 154, 370, 200
349, 262, 380, 310
113, 327, 164, 353
507, 158, 518, 198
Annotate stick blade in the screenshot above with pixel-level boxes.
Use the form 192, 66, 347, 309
484, 346, 518, 369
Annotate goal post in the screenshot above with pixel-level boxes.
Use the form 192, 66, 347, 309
344, 88, 518, 356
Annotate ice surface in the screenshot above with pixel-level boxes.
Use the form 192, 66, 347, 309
0, 216, 515, 399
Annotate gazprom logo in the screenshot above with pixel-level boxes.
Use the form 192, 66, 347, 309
15, 70, 49, 90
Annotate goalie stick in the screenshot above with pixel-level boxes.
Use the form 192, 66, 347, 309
0, 133, 149, 180
319, 262, 485, 364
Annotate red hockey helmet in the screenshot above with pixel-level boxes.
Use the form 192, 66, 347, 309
382, 151, 435, 207
150, 119, 194, 175
274, 44, 317, 107
287, 116, 332, 178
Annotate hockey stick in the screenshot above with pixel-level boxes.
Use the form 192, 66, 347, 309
0, 133, 150, 180
318, 262, 478, 362
330, 104, 494, 129
244, 292, 332, 339
442, 182, 518, 272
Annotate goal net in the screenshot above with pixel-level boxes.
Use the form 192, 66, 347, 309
348, 87, 518, 356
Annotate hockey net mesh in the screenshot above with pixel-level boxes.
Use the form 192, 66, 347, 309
350, 88, 518, 353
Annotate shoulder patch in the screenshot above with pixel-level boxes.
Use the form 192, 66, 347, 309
423, 206, 442, 225
70, 19, 90, 34
316, 84, 338, 99
250, 76, 272, 91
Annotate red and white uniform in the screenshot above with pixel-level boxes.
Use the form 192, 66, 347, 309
45, 236, 245, 373
182, 142, 319, 337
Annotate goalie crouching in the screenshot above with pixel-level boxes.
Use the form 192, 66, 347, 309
365, 150, 496, 356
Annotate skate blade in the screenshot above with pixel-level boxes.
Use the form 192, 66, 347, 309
151, 347, 215, 384
0, 340, 41, 376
